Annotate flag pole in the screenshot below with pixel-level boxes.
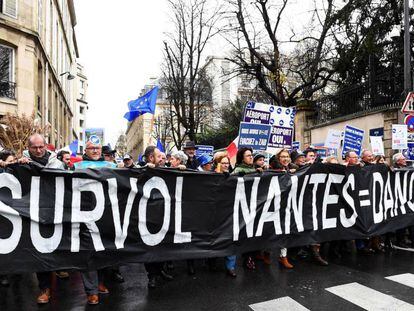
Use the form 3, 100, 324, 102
147, 113, 156, 147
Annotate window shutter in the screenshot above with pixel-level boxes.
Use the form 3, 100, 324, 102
4, 0, 17, 18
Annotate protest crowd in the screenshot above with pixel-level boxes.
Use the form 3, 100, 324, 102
0, 132, 412, 306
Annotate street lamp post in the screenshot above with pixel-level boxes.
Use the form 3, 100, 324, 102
404, 0, 412, 95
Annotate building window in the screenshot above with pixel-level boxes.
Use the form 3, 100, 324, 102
80, 120, 84, 127
37, 95, 41, 114
80, 106, 84, 114
0, 44, 16, 99
1, 0, 18, 18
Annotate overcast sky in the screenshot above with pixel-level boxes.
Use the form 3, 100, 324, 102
73, 0, 314, 146
74, 0, 169, 145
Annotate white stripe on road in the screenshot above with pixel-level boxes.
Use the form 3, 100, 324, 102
326, 282, 414, 310
386, 273, 414, 289
249, 297, 310, 311
359, 190, 369, 196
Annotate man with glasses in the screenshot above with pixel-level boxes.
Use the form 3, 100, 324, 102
19, 133, 64, 169
344, 150, 360, 167
74, 137, 115, 304
74, 138, 116, 169
17, 134, 66, 304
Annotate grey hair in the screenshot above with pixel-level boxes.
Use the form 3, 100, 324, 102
392, 152, 404, 165
171, 150, 188, 164
28, 133, 46, 146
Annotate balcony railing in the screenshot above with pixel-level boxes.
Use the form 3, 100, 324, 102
315, 71, 403, 124
0, 81, 16, 99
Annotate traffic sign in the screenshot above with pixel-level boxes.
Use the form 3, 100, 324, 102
404, 115, 414, 132
401, 92, 414, 114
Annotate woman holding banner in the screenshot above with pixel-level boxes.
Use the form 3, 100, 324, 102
232, 147, 262, 270
214, 152, 237, 277
268, 149, 295, 269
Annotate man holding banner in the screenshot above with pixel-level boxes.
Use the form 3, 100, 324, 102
74, 138, 116, 305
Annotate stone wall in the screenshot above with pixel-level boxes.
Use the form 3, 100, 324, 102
295, 101, 401, 160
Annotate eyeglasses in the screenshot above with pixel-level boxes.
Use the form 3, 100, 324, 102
86, 147, 101, 151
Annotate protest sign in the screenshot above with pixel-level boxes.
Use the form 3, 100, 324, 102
324, 129, 342, 150
195, 145, 214, 157
292, 141, 300, 150
243, 101, 272, 124
267, 125, 293, 150
370, 136, 384, 155
243, 101, 296, 153
342, 125, 364, 157
369, 127, 384, 137
313, 143, 337, 158
392, 124, 408, 150
243, 101, 296, 127
85, 128, 105, 145
238, 122, 271, 151
405, 142, 414, 160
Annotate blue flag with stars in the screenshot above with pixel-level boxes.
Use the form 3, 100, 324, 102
124, 86, 159, 122
156, 139, 165, 153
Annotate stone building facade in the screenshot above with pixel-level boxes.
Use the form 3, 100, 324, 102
0, 0, 82, 148
74, 62, 88, 153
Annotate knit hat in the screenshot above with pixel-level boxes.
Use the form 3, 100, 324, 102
253, 153, 265, 162
197, 154, 213, 167
290, 150, 305, 162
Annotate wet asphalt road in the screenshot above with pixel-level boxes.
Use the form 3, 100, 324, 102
2, 247, 414, 311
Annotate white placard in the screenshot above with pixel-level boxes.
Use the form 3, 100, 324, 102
392, 124, 408, 150
324, 129, 343, 150
370, 136, 384, 155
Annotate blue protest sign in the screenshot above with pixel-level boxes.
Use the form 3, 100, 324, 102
195, 145, 214, 157
243, 101, 271, 125
267, 125, 293, 149
404, 142, 414, 161
292, 141, 300, 150
238, 122, 271, 151
342, 125, 365, 157
312, 143, 338, 158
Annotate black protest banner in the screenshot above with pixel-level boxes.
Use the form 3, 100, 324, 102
0, 163, 413, 273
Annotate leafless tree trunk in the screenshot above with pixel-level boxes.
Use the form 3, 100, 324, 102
225, 0, 356, 106
162, 0, 222, 148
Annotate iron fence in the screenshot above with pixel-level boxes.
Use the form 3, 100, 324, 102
315, 71, 403, 123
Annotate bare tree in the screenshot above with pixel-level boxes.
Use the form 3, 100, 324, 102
162, 0, 222, 148
225, 0, 357, 106
0, 113, 50, 156
152, 107, 172, 150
